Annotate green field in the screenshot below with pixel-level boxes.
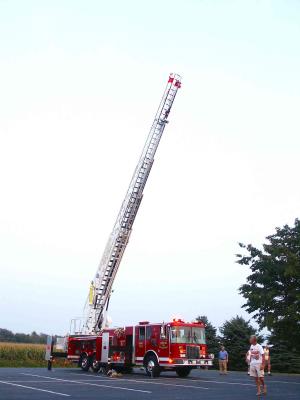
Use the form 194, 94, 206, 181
0, 342, 71, 368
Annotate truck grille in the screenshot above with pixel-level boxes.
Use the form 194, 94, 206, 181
186, 346, 200, 359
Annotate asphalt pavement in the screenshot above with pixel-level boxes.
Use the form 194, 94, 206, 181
0, 367, 299, 399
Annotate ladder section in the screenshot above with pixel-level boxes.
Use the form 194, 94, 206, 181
84, 73, 182, 333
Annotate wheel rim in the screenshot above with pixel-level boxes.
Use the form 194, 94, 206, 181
147, 360, 155, 372
82, 357, 88, 368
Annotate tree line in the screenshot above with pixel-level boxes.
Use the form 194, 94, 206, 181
0, 329, 48, 344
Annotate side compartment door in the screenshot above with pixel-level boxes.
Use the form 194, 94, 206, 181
134, 326, 146, 363
101, 332, 109, 363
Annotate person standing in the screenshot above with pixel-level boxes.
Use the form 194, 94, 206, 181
264, 345, 272, 375
218, 346, 229, 375
249, 335, 267, 396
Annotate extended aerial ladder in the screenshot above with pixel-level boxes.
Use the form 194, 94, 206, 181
81, 73, 182, 334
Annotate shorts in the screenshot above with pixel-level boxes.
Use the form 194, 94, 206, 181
249, 364, 264, 378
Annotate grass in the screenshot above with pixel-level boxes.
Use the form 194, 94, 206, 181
0, 342, 72, 368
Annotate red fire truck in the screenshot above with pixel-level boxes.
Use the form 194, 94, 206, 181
67, 319, 213, 377
47, 75, 213, 377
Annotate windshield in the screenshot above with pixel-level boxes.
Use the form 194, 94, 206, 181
170, 326, 206, 344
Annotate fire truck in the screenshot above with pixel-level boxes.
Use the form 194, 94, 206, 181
47, 73, 213, 376
67, 319, 212, 378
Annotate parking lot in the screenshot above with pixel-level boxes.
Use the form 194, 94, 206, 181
0, 368, 299, 399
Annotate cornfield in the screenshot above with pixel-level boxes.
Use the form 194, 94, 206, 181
0, 342, 71, 367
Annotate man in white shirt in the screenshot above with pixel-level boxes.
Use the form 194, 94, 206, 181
249, 335, 267, 396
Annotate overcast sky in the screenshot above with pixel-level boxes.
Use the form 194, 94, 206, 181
1, 0, 300, 335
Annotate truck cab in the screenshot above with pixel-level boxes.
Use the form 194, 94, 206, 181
134, 319, 212, 377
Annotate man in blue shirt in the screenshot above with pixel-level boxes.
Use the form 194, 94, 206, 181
218, 346, 229, 375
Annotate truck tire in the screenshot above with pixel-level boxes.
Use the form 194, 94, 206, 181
175, 367, 192, 377
144, 354, 160, 378
91, 355, 100, 373
79, 354, 91, 372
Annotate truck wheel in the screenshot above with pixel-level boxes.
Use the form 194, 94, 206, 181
79, 354, 91, 371
91, 355, 100, 373
144, 355, 160, 378
175, 367, 192, 377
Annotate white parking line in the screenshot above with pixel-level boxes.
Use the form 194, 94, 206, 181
4, 380, 74, 383
193, 379, 255, 386
68, 373, 209, 390
0, 380, 70, 397
121, 374, 256, 387
266, 380, 300, 385
176, 375, 300, 386
153, 375, 255, 387
97, 376, 209, 390
21, 373, 151, 394
195, 378, 300, 386
161, 375, 300, 387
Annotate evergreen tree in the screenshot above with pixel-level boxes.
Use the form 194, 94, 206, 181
219, 316, 260, 370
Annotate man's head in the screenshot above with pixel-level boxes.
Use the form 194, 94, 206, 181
221, 346, 225, 351
250, 335, 257, 345
265, 345, 269, 350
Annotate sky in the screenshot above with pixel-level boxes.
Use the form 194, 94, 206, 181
0, 0, 300, 336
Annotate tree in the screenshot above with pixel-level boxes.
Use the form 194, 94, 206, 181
15, 333, 30, 343
237, 219, 300, 352
266, 333, 300, 373
219, 316, 259, 370
196, 316, 219, 356
0, 328, 14, 342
